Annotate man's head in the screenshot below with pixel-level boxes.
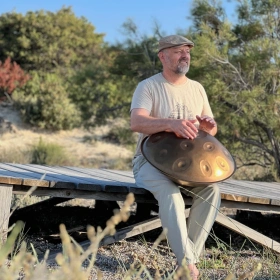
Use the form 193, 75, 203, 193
158, 35, 194, 75
158, 35, 194, 53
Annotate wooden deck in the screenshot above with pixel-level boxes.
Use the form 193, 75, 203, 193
0, 163, 280, 257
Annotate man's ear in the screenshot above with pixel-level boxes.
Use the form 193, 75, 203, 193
158, 51, 164, 62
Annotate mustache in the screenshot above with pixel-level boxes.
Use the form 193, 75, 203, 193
179, 59, 188, 63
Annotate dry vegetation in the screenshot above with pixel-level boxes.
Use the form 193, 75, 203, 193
1, 103, 280, 279
0, 103, 134, 169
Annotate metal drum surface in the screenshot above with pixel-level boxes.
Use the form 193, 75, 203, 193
141, 130, 236, 187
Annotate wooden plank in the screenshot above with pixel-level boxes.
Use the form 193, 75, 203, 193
50, 181, 77, 189
248, 197, 270, 204
128, 186, 151, 195
220, 180, 280, 200
220, 200, 280, 214
31, 165, 136, 186
0, 184, 13, 244
0, 164, 53, 187
0, 176, 22, 185
221, 194, 248, 202
62, 166, 136, 185
216, 212, 280, 253
77, 183, 103, 192
22, 178, 50, 188
12, 186, 158, 203
270, 199, 280, 206
104, 185, 129, 193
9, 164, 97, 186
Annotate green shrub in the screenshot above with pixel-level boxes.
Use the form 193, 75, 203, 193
30, 138, 70, 165
102, 124, 137, 147
13, 71, 81, 131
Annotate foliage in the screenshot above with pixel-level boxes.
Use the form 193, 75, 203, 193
0, 57, 29, 100
0, 7, 114, 129
67, 62, 131, 127
68, 20, 162, 127
188, 0, 280, 180
30, 137, 70, 165
0, 7, 105, 73
102, 122, 137, 146
13, 71, 81, 130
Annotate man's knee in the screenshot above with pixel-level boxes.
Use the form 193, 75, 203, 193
203, 183, 221, 202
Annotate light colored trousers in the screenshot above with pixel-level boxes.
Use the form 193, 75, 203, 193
132, 155, 221, 265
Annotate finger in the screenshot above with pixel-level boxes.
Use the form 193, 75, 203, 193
186, 121, 198, 132
185, 126, 198, 139
196, 115, 202, 122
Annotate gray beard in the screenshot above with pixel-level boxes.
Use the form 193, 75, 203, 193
175, 64, 189, 75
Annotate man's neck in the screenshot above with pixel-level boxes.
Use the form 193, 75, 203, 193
162, 71, 187, 85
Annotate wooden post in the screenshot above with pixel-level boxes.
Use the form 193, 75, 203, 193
0, 184, 13, 244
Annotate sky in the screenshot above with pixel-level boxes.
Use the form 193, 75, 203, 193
0, 0, 237, 44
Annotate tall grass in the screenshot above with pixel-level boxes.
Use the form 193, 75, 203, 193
1, 192, 275, 280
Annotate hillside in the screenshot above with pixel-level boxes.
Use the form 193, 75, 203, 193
0, 102, 134, 169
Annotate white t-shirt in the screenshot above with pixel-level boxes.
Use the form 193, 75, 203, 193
130, 73, 214, 157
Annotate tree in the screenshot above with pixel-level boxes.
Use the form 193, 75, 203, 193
0, 7, 105, 73
0, 7, 112, 129
0, 57, 29, 101
188, 0, 280, 180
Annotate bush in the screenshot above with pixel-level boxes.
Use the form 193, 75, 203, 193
102, 121, 137, 147
13, 71, 81, 130
30, 138, 70, 165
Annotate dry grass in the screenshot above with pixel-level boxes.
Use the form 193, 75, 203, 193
0, 103, 133, 170
1, 193, 274, 280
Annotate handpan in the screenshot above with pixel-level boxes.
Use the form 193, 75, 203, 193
141, 130, 236, 187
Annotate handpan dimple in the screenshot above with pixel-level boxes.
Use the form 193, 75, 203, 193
180, 140, 194, 151
172, 158, 192, 172
141, 130, 236, 187
200, 160, 212, 177
203, 142, 215, 152
216, 156, 229, 171
155, 148, 168, 163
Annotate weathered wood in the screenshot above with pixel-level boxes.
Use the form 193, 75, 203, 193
248, 197, 270, 204
12, 186, 157, 203
10, 185, 280, 214
221, 194, 248, 202
0, 184, 13, 244
220, 200, 280, 214
1, 164, 280, 203
270, 199, 280, 206
0, 176, 22, 185
216, 212, 280, 253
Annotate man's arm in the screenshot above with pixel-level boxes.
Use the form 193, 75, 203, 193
130, 108, 198, 139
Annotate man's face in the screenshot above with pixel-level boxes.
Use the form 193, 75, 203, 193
161, 45, 191, 75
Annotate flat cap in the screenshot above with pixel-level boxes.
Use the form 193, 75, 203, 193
158, 35, 194, 52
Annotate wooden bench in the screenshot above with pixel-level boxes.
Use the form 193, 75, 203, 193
1, 163, 280, 257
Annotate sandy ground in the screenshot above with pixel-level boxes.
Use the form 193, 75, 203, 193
0, 103, 134, 168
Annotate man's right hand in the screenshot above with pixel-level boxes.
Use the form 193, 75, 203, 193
170, 119, 198, 140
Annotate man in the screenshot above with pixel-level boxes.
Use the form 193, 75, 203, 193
130, 35, 221, 279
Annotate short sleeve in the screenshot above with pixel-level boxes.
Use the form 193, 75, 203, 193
130, 80, 153, 113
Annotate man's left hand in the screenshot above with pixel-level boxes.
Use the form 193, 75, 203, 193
196, 115, 216, 133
